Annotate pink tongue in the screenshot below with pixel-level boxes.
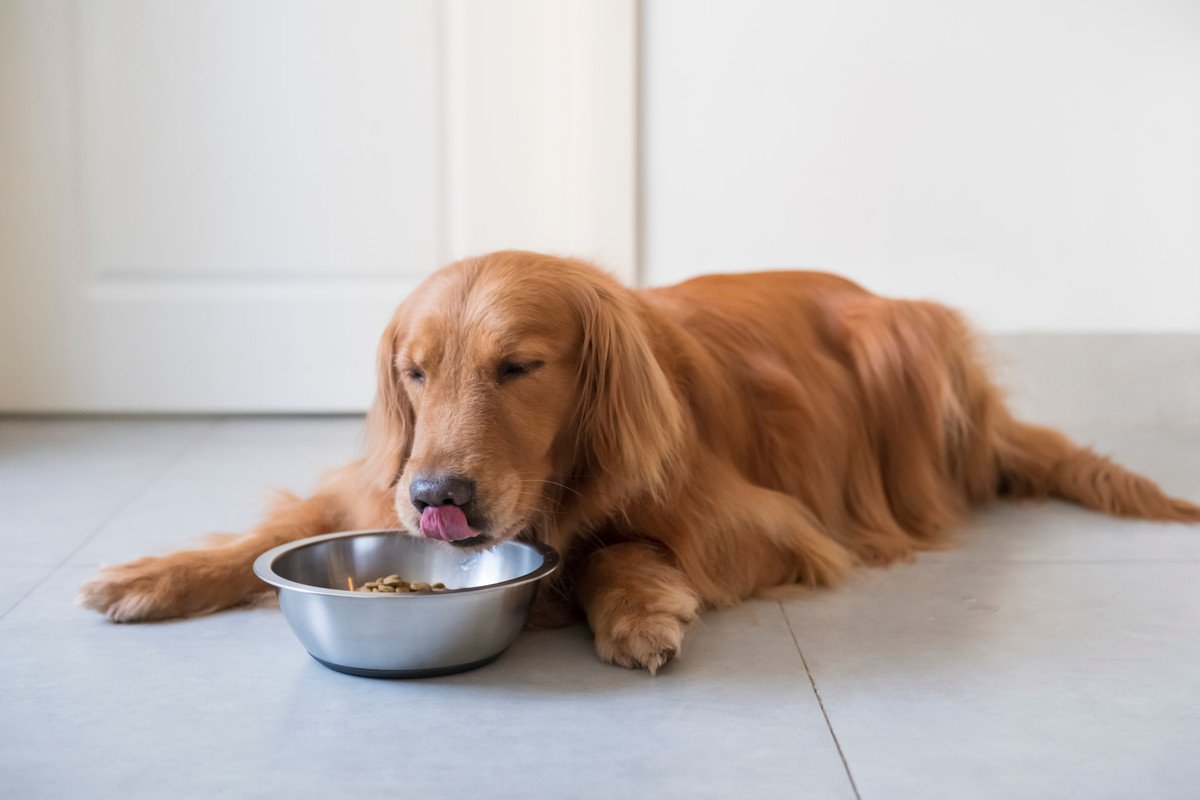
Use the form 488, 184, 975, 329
420, 505, 475, 542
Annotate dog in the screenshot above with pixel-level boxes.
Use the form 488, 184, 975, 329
80, 250, 1200, 672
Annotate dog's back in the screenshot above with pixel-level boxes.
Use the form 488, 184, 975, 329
643, 270, 1200, 567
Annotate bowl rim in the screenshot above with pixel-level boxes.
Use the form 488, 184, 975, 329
252, 528, 560, 598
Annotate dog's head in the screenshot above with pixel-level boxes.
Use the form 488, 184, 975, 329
363, 251, 683, 550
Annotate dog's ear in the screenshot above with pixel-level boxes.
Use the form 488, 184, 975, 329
362, 314, 413, 492
574, 280, 684, 503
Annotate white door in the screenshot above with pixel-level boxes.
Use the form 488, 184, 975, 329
0, 0, 635, 412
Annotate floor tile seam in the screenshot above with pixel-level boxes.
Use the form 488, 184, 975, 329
1055, 421, 1200, 432
914, 558, 1200, 565
0, 418, 220, 622
778, 601, 863, 800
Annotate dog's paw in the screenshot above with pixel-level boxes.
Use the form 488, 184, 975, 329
78, 557, 187, 622
592, 608, 694, 675
78, 552, 244, 623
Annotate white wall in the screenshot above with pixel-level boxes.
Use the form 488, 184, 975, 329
642, 0, 1200, 332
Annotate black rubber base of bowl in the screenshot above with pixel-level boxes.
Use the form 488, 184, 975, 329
311, 651, 505, 679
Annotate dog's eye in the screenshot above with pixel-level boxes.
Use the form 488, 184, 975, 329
404, 368, 425, 384
498, 360, 543, 383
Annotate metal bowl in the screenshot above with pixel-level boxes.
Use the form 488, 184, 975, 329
253, 529, 560, 678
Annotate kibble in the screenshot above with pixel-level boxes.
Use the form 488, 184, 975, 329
356, 576, 447, 593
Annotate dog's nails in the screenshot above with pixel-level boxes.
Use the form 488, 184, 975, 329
644, 650, 675, 676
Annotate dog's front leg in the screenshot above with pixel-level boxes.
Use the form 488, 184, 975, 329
576, 542, 701, 675
78, 470, 382, 622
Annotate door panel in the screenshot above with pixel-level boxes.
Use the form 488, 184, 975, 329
3, 0, 438, 412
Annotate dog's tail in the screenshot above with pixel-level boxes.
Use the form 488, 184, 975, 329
995, 418, 1200, 523
839, 293, 1199, 525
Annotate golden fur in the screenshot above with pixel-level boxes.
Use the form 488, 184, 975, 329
80, 251, 1200, 673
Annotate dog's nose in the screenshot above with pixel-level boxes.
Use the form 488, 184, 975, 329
410, 474, 476, 511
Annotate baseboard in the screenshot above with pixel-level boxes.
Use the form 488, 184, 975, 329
984, 333, 1200, 432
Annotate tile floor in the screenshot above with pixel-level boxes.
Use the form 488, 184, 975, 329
2, 338, 1198, 799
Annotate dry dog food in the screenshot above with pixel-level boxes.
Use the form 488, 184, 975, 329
355, 574, 447, 593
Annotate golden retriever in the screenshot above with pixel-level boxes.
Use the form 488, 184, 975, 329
80, 250, 1200, 672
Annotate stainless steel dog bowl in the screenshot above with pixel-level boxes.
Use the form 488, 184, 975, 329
253, 530, 559, 678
